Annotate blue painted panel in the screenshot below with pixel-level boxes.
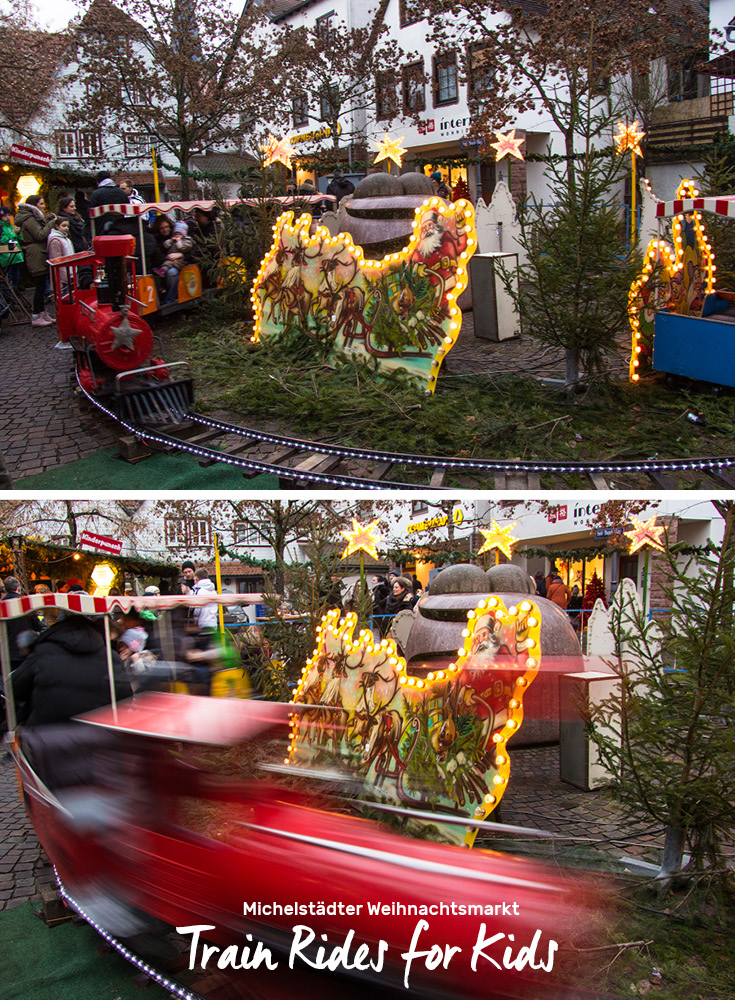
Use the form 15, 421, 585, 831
653, 312, 735, 386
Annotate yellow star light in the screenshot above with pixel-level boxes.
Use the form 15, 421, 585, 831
490, 129, 525, 162
477, 520, 518, 560
373, 133, 407, 168
614, 121, 645, 158
262, 134, 294, 169
341, 519, 382, 561
624, 516, 665, 554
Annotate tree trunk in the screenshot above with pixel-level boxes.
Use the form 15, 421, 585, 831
657, 824, 686, 887
565, 347, 579, 390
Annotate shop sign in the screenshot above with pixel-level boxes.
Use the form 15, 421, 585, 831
291, 123, 341, 145
407, 507, 464, 535
572, 502, 604, 525
547, 505, 568, 523
460, 137, 484, 149
8, 143, 51, 167
594, 528, 615, 537
439, 116, 472, 136
79, 530, 123, 555
418, 120, 436, 134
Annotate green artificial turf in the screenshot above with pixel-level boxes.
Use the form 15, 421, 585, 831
0, 900, 170, 1000
16, 446, 278, 490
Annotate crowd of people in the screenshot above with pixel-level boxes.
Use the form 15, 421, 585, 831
0, 169, 221, 328
1, 558, 232, 728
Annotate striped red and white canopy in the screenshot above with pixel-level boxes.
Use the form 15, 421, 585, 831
88, 195, 337, 219
655, 196, 735, 219
0, 592, 263, 620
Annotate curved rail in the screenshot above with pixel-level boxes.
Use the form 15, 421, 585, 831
77, 372, 735, 489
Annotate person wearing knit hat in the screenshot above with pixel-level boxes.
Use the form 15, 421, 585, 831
177, 561, 196, 595
429, 171, 451, 198
384, 574, 418, 623
119, 627, 148, 654
117, 626, 158, 689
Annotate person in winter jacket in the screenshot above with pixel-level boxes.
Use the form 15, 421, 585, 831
384, 575, 417, 623
15, 195, 57, 326
546, 573, 571, 610
47, 219, 74, 262
86, 170, 130, 239
11, 613, 132, 726
192, 568, 218, 630
326, 170, 354, 203
0, 206, 23, 299
56, 195, 89, 254
1, 576, 43, 668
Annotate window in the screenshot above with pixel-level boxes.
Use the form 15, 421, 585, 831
234, 521, 269, 547
433, 51, 458, 107
55, 130, 103, 159
78, 131, 103, 157
399, 0, 422, 27
292, 93, 309, 128
125, 81, 148, 107
55, 130, 76, 159
667, 51, 706, 102
319, 84, 336, 122
316, 11, 336, 42
468, 42, 494, 96
411, 501, 429, 516
376, 71, 397, 121
403, 60, 425, 113
165, 518, 211, 547
124, 133, 154, 157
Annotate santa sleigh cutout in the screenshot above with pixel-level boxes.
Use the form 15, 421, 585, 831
251, 197, 477, 393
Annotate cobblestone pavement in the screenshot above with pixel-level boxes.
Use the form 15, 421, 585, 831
0, 740, 697, 914
0, 750, 56, 910
0, 300, 117, 482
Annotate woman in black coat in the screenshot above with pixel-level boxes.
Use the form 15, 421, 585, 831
11, 614, 131, 726
384, 575, 417, 623
57, 195, 89, 254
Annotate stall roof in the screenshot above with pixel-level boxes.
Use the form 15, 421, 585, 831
655, 195, 735, 219
0, 536, 179, 580
89, 194, 337, 218
0, 591, 262, 620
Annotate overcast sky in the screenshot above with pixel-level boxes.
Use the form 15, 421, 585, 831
0, 0, 79, 29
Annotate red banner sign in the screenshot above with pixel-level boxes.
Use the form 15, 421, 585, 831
8, 144, 52, 167
79, 531, 123, 556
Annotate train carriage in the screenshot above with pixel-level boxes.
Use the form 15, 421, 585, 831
630, 184, 735, 386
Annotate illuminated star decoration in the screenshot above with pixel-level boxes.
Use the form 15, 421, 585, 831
373, 133, 407, 168
477, 520, 518, 560
614, 121, 645, 158
261, 134, 294, 169
341, 519, 382, 561
624, 516, 665, 554
490, 129, 525, 162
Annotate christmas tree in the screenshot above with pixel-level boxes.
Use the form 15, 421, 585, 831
583, 571, 606, 609
452, 178, 470, 201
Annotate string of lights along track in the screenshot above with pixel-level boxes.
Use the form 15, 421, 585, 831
78, 374, 735, 491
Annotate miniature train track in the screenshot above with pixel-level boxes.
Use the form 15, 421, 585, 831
78, 374, 735, 490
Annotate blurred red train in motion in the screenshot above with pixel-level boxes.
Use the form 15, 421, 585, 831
3, 593, 600, 1000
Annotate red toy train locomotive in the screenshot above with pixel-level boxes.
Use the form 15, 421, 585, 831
49, 233, 194, 425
